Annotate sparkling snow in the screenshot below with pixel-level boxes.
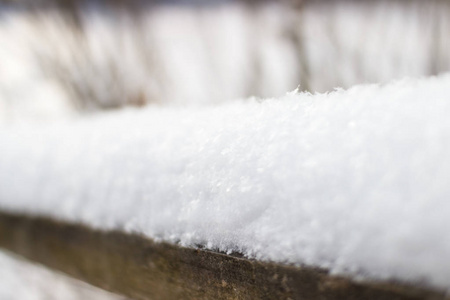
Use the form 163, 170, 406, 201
1, 74, 450, 290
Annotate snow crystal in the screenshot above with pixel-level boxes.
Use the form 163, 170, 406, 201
1, 74, 450, 289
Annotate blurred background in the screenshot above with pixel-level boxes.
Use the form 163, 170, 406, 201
0, 0, 450, 298
0, 249, 127, 300
0, 0, 449, 124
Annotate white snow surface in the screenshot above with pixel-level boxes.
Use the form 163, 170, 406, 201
1, 74, 450, 289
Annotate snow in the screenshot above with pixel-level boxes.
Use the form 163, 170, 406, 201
0, 250, 124, 300
1, 74, 450, 290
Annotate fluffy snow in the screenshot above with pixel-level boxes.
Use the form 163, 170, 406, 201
1, 74, 450, 290
0, 250, 124, 300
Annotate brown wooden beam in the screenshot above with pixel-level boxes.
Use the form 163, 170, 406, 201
0, 211, 447, 300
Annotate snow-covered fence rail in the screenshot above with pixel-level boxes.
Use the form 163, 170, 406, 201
1, 75, 450, 298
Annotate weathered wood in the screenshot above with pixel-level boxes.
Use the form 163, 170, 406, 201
0, 211, 447, 300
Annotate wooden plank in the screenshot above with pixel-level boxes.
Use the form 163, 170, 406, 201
0, 211, 447, 300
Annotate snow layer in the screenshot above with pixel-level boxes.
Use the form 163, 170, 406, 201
1, 74, 450, 289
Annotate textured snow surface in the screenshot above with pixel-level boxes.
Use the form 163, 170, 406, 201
0, 250, 124, 300
1, 74, 450, 289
